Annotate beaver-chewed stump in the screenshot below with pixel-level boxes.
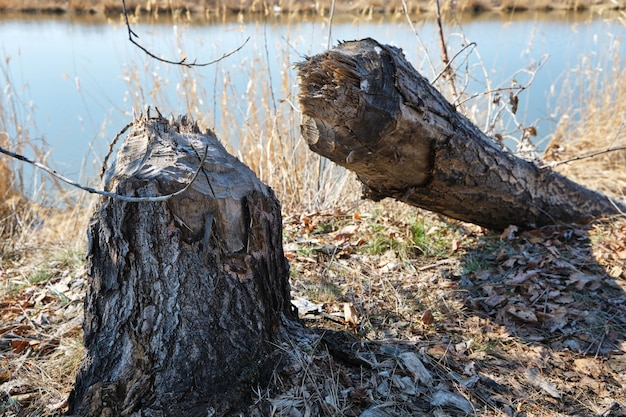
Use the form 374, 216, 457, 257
296, 38, 626, 230
68, 113, 298, 417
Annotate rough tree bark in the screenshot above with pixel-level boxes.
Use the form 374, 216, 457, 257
296, 38, 625, 230
68, 113, 297, 417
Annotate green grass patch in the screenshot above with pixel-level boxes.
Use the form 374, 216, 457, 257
409, 217, 452, 257
28, 267, 54, 285
52, 244, 86, 270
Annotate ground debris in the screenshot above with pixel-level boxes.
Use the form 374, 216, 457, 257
0, 252, 85, 415
280, 205, 626, 416
2, 202, 625, 416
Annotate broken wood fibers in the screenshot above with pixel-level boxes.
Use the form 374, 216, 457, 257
297, 38, 625, 230
69, 113, 297, 417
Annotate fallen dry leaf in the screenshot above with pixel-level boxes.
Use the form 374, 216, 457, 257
525, 368, 561, 398
574, 357, 603, 378
343, 303, 360, 326
568, 272, 601, 290
398, 352, 433, 386
500, 225, 519, 241
430, 390, 473, 413
421, 309, 434, 325
506, 304, 538, 323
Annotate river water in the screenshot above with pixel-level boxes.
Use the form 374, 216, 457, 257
0, 10, 624, 190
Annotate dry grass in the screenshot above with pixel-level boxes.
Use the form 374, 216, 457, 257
1, 6, 626, 417
0, 100, 39, 244
544, 40, 626, 202
270, 204, 626, 416
0, 133, 23, 238
0, 0, 623, 16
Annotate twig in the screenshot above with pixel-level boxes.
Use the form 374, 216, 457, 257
432, 42, 477, 86
100, 121, 133, 180
484, 54, 549, 141
121, 0, 249, 67
417, 258, 456, 271
322, 0, 338, 197
190, 144, 215, 197
319, 245, 339, 283
455, 85, 522, 107
435, 0, 451, 70
327, 0, 336, 50
548, 146, 626, 167
400, 0, 436, 76
0, 143, 208, 203
434, 0, 458, 97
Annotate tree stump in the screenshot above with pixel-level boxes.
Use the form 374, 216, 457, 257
68, 113, 297, 417
296, 38, 625, 230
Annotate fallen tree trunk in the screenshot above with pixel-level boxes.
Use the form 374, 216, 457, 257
296, 38, 625, 230
68, 113, 298, 416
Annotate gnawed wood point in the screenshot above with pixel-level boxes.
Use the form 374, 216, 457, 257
69, 112, 298, 416
297, 38, 625, 230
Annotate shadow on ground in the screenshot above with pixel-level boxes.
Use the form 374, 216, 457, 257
280, 209, 626, 417
448, 221, 626, 415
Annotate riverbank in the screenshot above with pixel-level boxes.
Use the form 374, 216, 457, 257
0, 1, 625, 414
0, 0, 623, 17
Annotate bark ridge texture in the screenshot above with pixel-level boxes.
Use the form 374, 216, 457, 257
297, 38, 625, 230
69, 113, 295, 417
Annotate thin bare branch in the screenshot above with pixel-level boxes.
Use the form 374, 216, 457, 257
434, 0, 458, 97
435, 0, 451, 70
100, 121, 133, 180
400, 0, 436, 76
548, 145, 626, 167
455, 85, 522, 107
121, 0, 249, 67
431, 42, 477, 86
0, 143, 208, 203
327, 0, 336, 50
483, 54, 549, 141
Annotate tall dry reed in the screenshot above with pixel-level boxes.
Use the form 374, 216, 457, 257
544, 36, 626, 202
0, 57, 93, 249
118, 18, 360, 214
0, 0, 618, 16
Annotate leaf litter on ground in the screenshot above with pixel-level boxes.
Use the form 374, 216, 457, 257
1, 199, 625, 416
0, 255, 86, 416
277, 201, 626, 416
